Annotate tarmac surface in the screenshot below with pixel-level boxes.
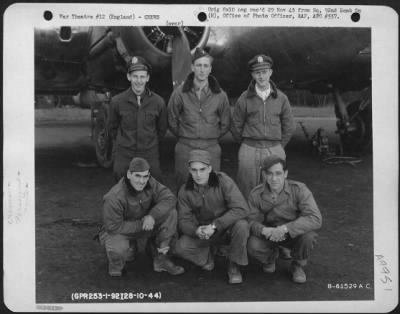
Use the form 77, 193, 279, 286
34, 108, 374, 306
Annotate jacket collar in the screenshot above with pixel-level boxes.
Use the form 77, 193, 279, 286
262, 180, 290, 203
127, 87, 153, 102
185, 171, 220, 190
246, 80, 278, 99
182, 72, 222, 93
123, 175, 152, 195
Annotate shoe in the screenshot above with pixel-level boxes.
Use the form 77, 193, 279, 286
227, 262, 242, 284
216, 245, 229, 257
279, 246, 292, 260
107, 250, 124, 277
126, 245, 136, 262
108, 267, 122, 277
201, 252, 215, 271
153, 254, 185, 275
262, 262, 276, 273
291, 262, 307, 283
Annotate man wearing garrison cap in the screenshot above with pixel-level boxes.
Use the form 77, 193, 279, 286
231, 54, 296, 199
99, 157, 184, 277
247, 155, 322, 283
167, 48, 231, 191
109, 55, 168, 182
174, 149, 250, 284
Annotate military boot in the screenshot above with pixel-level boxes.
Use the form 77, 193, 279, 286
126, 241, 137, 262
107, 250, 124, 277
227, 261, 242, 284
153, 253, 185, 275
291, 260, 307, 283
201, 251, 215, 271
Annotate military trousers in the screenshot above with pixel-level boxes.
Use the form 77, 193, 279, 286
113, 145, 162, 183
237, 143, 286, 199
175, 219, 250, 266
247, 231, 318, 265
101, 209, 178, 273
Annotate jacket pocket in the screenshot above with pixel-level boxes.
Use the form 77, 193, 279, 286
121, 110, 137, 130
246, 109, 260, 126
268, 116, 281, 138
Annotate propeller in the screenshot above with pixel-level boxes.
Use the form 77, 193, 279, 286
171, 27, 192, 89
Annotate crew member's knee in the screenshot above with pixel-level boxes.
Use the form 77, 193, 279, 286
247, 235, 263, 256
106, 236, 129, 257
232, 219, 250, 238
298, 231, 318, 247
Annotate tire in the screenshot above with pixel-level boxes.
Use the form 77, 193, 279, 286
339, 100, 372, 154
93, 103, 113, 168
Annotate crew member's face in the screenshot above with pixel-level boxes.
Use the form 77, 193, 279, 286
191, 57, 212, 83
127, 170, 150, 191
251, 68, 273, 90
127, 70, 150, 94
264, 162, 287, 193
189, 161, 212, 186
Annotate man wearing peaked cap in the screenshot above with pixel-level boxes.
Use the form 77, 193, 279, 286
167, 47, 231, 192
109, 55, 167, 183
99, 156, 184, 277
127, 55, 152, 74
247, 155, 322, 283
248, 54, 274, 72
174, 149, 251, 284
231, 53, 295, 199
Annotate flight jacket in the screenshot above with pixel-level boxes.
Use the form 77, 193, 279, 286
167, 73, 231, 142
177, 171, 250, 237
231, 80, 295, 147
103, 176, 176, 236
109, 87, 167, 152
248, 180, 322, 238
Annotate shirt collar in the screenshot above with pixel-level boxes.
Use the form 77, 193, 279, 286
255, 84, 271, 100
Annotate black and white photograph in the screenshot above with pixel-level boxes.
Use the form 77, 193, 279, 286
3, 3, 398, 312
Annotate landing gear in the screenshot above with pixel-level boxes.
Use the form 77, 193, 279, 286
336, 100, 372, 153
92, 101, 113, 168
334, 88, 372, 154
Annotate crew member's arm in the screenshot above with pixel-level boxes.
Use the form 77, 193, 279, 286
157, 99, 168, 139
247, 190, 268, 237
109, 98, 120, 141
230, 94, 246, 142
177, 189, 199, 237
103, 197, 142, 236
218, 91, 231, 138
285, 184, 322, 238
148, 179, 176, 220
212, 174, 250, 230
280, 96, 296, 147
167, 89, 183, 138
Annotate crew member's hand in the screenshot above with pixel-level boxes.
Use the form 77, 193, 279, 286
202, 224, 216, 239
261, 226, 274, 240
196, 226, 207, 240
142, 215, 155, 231
269, 225, 288, 242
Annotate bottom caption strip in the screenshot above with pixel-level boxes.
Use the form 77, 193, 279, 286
71, 292, 162, 301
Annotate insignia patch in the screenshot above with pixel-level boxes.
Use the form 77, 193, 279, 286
132, 57, 138, 64
257, 56, 263, 63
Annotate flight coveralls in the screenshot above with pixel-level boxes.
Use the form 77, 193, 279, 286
100, 176, 177, 274
175, 171, 250, 267
110, 87, 168, 182
168, 73, 231, 190
231, 80, 296, 198
247, 180, 322, 266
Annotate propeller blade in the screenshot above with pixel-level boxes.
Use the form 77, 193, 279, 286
171, 27, 192, 89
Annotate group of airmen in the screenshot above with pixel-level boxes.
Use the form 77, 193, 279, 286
97, 48, 323, 285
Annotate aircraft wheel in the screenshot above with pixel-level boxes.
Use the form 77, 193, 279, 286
340, 100, 372, 153
93, 103, 113, 168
